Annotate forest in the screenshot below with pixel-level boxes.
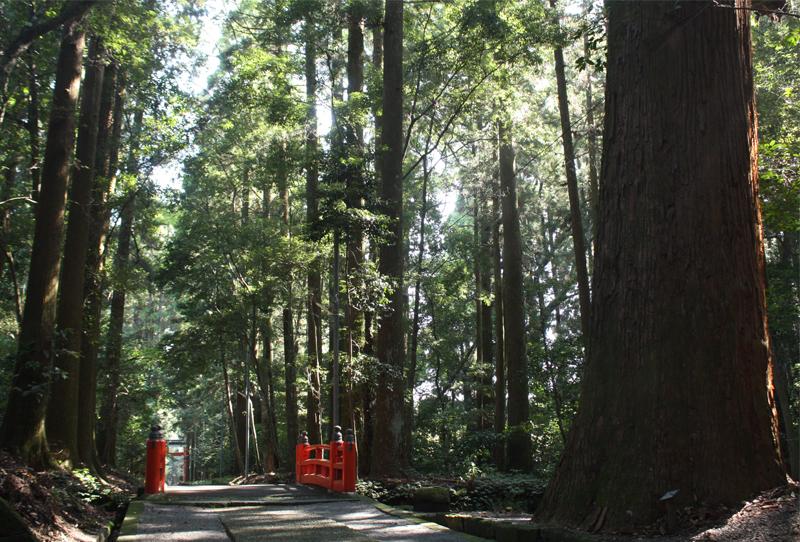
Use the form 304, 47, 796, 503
0, 0, 798, 540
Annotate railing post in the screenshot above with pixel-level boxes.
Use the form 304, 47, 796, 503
295, 431, 309, 483
330, 425, 343, 491
343, 428, 357, 492
145, 425, 166, 494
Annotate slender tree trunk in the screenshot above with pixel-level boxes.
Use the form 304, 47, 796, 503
0, 156, 18, 283
27, 49, 41, 201
498, 117, 530, 471
278, 150, 298, 471
583, 32, 599, 241
344, 0, 366, 437
371, 0, 404, 478
96, 191, 134, 466
221, 348, 244, 474
256, 317, 280, 473
536, 1, 785, 531
772, 231, 799, 479
0, 24, 85, 468
492, 174, 506, 469
478, 195, 493, 431
358, 9, 382, 477
550, 8, 591, 342
405, 155, 429, 458
1, 156, 23, 327
304, 14, 323, 446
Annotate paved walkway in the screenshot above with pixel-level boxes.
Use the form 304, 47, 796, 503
118, 484, 479, 542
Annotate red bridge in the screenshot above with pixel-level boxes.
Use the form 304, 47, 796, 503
295, 426, 357, 493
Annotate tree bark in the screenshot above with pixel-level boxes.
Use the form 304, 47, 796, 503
47, 37, 105, 466
498, 117, 530, 471
536, 1, 785, 531
371, 0, 405, 478
551, 5, 591, 343
0, 23, 85, 468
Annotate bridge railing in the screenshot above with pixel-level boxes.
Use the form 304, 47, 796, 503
295, 426, 357, 493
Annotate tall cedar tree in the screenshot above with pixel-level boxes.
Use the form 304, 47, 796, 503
371, 0, 405, 477
279, 141, 298, 473
498, 117, 531, 471
535, 0, 785, 531
79, 64, 124, 470
492, 173, 505, 468
304, 11, 323, 446
0, 23, 86, 467
551, 0, 591, 341
96, 189, 135, 466
47, 37, 105, 466
344, 0, 365, 435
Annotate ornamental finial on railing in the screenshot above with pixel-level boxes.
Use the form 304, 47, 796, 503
345, 428, 355, 444
333, 425, 343, 443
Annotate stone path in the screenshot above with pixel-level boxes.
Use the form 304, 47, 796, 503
118, 484, 480, 542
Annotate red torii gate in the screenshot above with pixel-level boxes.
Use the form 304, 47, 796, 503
295, 426, 357, 493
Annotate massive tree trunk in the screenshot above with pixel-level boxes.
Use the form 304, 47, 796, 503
0, 24, 85, 468
304, 13, 323, 446
536, 1, 785, 531
96, 191, 135, 466
498, 117, 530, 471
47, 37, 105, 467
80, 65, 123, 470
371, 0, 404, 478
551, 11, 591, 342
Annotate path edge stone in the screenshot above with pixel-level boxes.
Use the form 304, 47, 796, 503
116, 500, 144, 541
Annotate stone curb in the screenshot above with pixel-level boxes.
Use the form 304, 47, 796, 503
116, 500, 144, 541
354, 494, 487, 541
351, 497, 613, 542
93, 519, 115, 542
427, 514, 612, 542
